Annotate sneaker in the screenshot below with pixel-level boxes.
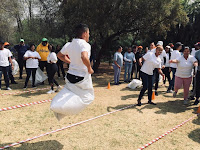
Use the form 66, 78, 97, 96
167, 90, 173, 93
47, 90, 55, 94
32, 85, 37, 88
55, 85, 62, 92
23, 86, 27, 89
184, 99, 188, 105
194, 99, 199, 105
173, 91, 177, 98
155, 91, 158, 96
6, 87, 12, 90
148, 101, 157, 105
137, 100, 142, 106
188, 96, 195, 100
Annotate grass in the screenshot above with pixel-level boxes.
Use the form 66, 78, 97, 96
0, 63, 199, 150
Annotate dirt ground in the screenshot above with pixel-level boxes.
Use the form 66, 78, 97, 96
0, 63, 199, 150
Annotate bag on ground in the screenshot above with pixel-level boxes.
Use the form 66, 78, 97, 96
30, 68, 48, 85
127, 79, 142, 89
12, 59, 19, 75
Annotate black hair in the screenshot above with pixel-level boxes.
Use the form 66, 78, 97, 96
29, 44, 35, 50
183, 46, 191, 53
116, 46, 122, 51
74, 23, 89, 38
132, 45, 137, 49
48, 44, 55, 52
174, 43, 182, 50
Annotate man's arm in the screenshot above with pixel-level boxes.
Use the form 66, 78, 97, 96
81, 51, 94, 74
9, 57, 13, 70
57, 52, 71, 64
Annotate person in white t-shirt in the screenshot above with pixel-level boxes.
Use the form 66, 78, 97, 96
0, 39, 13, 90
191, 42, 200, 57
170, 47, 198, 105
23, 44, 41, 88
46, 45, 61, 94
137, 46, 165, 106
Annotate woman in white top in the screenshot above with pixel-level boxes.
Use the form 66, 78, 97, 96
137, 46, 165, 106
23, 44, 41, 88
47, 45, 61, 94
170, 47, 198, 105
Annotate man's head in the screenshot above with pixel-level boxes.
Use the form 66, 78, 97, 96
194, 42, 200, 50
42, 38, 48, 46
75, 24, 90, 42
138, 46, 143, 52
0, 37, 5, 50
150, 42, 155, 50
4, 42, 10, 48
20, 39, 25, 46
132, 45, 137, 53
127, 47, 132, 53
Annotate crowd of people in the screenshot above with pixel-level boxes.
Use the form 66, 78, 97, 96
113, 41, 200, 106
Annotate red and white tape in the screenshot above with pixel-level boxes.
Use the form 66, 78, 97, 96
0, 87, 49, 96
0, 104, 135, 149
137, 114, 198, 150
0, 99, 52, 112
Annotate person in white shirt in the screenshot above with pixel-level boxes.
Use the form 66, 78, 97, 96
191, 42, 200, 57
170, 47, 198, 105
137, 46, 165, 106
168, 42, 182, 91
0, 39, 13, 90
47, 45, 61, 94
23, 44, 41, 88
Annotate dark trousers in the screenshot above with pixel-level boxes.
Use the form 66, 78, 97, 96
168, 68, 176, 90
57, 61, 65, 78
9, 65, 15, 83
196, 71, 200, 99
163, 67, 171, 85
47, 63, 59, 90
138, 71, 153, 102
24, 68, 37, 87
153, 69, 159, 91
136, 64, 141, 79
17, 59, 26, 78
0, 66, 10, 88
131, 63, 136, 79
39, 61, 49, 84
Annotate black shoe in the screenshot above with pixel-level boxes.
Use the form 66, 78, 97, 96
11, 81, 18, 84
19, 77, 23, 79
194, 100, 199, 105
137, 100, 142, 106
118, 82, 122, 84
189, 96, 195, 100
23, 86, 27, 89
155, 91, 158, 96
148, 101, 157, 105
32, 85, 37, 88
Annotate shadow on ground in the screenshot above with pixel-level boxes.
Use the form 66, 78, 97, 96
0, 140, 63, 150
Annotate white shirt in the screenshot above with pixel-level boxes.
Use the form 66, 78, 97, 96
191, 48, 199, 57
0, 48, 12, 67
47, 52, 57, 64
170, 50, 181, 68
60, 39, 91, 77
165, 53, 170, 67
175, 55, 197, 78
148, 48, 167, 65
24, 50, 41, 68
140, 52, 162, 75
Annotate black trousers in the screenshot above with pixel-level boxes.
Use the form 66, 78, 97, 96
153, 69, 159, 91
47, 63, 59, 90
196, 71, 200, 99
136, 64, 141, 79
39, 61, 49, 84
17, 59, 26, 78
163, 67, 171, 85
24, 68, 37, 87
57, 61, 66, 78
0, 66, 9, 88
131, 63, 136, 79
9, 65, 15, 83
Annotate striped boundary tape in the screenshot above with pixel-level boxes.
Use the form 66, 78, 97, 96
137, 114, 198, 150
0, 87, 49, 96
0, 104, 136, 149
0, 99, 52, 112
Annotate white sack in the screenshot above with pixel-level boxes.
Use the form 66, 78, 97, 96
12, 59, 19, 75
50, 73, 94, 120
29, 68, 48, 85
127, 79, 142, 89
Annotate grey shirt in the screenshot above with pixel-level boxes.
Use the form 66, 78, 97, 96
114, 52, 123, 67
195, 50, 200, 71
124, 52, 136, 65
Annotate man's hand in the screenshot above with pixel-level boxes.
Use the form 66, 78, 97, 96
11, 65, 14, 70
88, 67, 94, 74
162, 65, 165, 69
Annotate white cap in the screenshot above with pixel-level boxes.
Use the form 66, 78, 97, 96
166, 46, 171, 49
157, 41, 163, 46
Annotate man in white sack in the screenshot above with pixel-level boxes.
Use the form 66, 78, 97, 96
50, 24, 94, 120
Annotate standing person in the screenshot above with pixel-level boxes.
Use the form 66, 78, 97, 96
56, 45, 66, 80
0, 38, 13, 90
137, 46, 165, 106
47, 45, 61, 94
191, 42, 200, 57
168, 43, 174, 52
148, 42, 156, 52
131, 45, 137, 79
135, 46, 143, 79
194, 48, 200, 105
124, 47, 136, 82
163, 46, 172, 92
113, 46, 123, 85
14, 38, 28, 79
168, 42, 182, 91
23, 44, 41, 88
36, 38, 49, 84
4, 42, 17, 84
170, 47, 198, 105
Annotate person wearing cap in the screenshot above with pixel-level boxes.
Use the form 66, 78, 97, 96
170, 47, 198, 105
0, 38, 13, 90
36, 38, 50, 84
168, 42, 182, 92
135, 46, 143, 79
131, 45, 137, 79
124, 47, 136, 82
191, 42, 200, 57
4, 42, 17, 84
168, 43, 174, 52
14, 39, 28, 79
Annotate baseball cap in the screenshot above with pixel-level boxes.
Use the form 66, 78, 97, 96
138, 46, 143, 49
156, 41, 163, 46
165, 46, 171, 49
42, 38, 48, 42
20, 39, 25, 42
175, 42, 183, 46
4, 42, 10, 46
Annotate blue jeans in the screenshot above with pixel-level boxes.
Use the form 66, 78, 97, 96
0, 66, 10, 88
168, 68, 176, 90
124, 63, 132, 81
138, 71, 153, 102
113, 65, 121, 84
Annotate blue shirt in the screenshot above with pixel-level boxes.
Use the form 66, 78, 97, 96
113, 52, 123, 67
14, 44, 28, 59
124, 52, 136, 65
